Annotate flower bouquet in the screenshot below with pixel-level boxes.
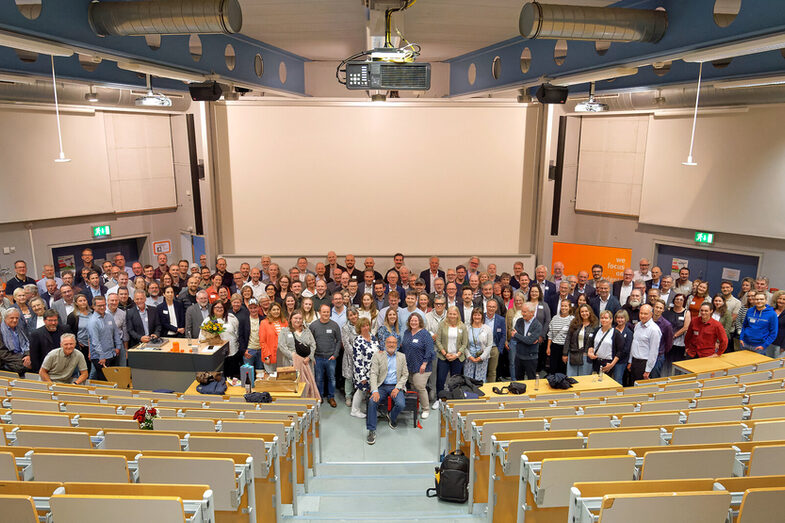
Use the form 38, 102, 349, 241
132, 406, 157, 430
200, 318, 225, 345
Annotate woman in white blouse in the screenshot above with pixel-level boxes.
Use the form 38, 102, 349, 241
546, 299, 573, 376
587, 310, 624, 377
199, 300, 241, 378
463, 307, 493, 383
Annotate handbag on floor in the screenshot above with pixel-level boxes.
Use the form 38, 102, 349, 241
426, 449, 469, 503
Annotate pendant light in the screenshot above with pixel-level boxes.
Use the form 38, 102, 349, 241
50, 55, 70, 163
682, 61, 703, 167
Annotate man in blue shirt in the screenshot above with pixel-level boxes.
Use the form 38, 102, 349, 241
86, 296, 122, 380
483, 299, 506, 382
366, 335, 409, 445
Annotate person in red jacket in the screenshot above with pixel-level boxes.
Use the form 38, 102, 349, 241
685, 303, 728, 358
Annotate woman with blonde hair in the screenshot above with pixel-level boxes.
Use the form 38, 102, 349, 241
277, 310, 320, 399
435, 306, 468, 396
300, 296, 318, 325
376, 307, 401, 349
565, 304, 598, 377
357, 293, 378, 332
260, 302, 287, 373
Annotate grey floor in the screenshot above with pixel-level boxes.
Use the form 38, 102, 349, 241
284, 392, 487, 522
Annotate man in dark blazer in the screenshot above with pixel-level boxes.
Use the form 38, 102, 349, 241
28, 310, 69, 373
588, 280, 621, 318
473, 281, 507, 317
512, 302, 543, 380
570, 271, 597, 303
612, 268, 635, 303
40, 278, 59, 309
532, 265, 558, 315
458, 287, 475, 323
80, 271, 107, 307
419, 257, 446, 294
126, 290, 161, 346
52, 285, 76, 325
185, 291, 211, 339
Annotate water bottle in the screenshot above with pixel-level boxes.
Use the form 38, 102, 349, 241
598, 366, 604, 382
244, 373, 253, 394
534, 373, 540, 391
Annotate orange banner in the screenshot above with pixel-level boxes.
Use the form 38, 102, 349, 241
551, 242, 631, 281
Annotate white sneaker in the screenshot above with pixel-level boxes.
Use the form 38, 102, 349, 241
431, 400, 440, 410
421, 410, 430, 419
350, 410, 366, 418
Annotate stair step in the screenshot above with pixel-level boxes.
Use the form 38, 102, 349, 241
307, 473, 434, 492
297, 492, 471, 517
316, 460, 438, 476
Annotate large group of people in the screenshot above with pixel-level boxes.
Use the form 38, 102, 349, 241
0, 250, 781, 441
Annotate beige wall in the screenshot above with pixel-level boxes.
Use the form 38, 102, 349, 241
536, 105, 785, 284
212, 99, 537, 256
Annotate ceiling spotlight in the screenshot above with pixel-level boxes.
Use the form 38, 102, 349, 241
574, 83, 608, 112
134, 74, 172, 107
85, 86, 98, 103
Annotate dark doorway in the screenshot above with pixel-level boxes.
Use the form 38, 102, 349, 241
655, 244, 759, 295
52, 237, 147, 276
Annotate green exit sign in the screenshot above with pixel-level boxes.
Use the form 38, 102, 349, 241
92, 225, 111, 239
695, 231, 714, 244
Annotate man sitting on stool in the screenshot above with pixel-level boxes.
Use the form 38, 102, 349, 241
366, 335, 409, 445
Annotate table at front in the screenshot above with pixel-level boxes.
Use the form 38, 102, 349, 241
184, 380, 306, 397
673, 351, 772, 376
719, 351, 774, 366
127, 338, 228, 393
479, 374, 622, 398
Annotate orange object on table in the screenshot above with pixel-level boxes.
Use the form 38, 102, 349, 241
172, 341, 180, 352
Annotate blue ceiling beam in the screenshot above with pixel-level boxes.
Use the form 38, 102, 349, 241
0, 0, 307, 94
447, 0, 785, 96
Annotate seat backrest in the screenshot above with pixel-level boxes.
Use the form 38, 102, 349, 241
50, 494, 186, 523
579, 389, 623, 399
241, 411, 296, 422
9, 389, 52, 400
188, 435, 267, 478
748, 445, 785, 477
138, 455, 236, 511
100, 367, 132, 389
737, 487, 785, 523
653, 390, 698, 401
183, 409, 240, 420
556, 398, 600, 407
522, 406, 575, 418
756, 360, 784, 371
498, 400, 550, 410
744, 380, 784, 394
77, 418, 140, 430
587, 428, 663, 449
479, 420, 546, 454
63, 403, 118, 415
583, 404, 636, 416
619, 412, 681, 428
153, 417, 215, 433
0, 452, 18, 481
627, 385, 660, 394
15, 430, 92, 450
597, 491, 730, 523
13, 380, 49, 391
9, 398, 60, 412
700, 376, 737, 388
700, 385, 741, 397
694, 395, 744, 409
686, 407, 744, 424
10, 412, 70, 427
727, 365, 757, 376
738, 372, 774, 384
464, 410, 521, 424
771, 368, 785, 379
751, 420, 785, 441
538, 455, 636, 508
670, 424, 744, 446
640, 448, 735, 480
750, 404, 785, 421
0, 494, 38, 523
549, 416, 612, 431
104, 432, 181, 452
56, 393, 101, 404
664, 381, 701, 392
747, 390, 785, 405
156, 400, 205, 409
32, 453, 129, 483
638, 399, 691, 413
103, 389, 135, 398
607, 394, 649, 404
504, 438, 584, 474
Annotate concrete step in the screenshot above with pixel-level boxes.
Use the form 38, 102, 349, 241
294, 492, 477, 519
315, 460, 438, 477
307, 472, 434, 493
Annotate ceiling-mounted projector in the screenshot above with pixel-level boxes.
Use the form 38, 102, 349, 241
345, 61, 430, 90
134, 89, 172, 107
574, 95, 608, 112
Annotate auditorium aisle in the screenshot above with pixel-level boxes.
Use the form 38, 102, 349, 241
283, 399, 486, 522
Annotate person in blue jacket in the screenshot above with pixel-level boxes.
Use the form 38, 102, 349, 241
740, 291, 779, 354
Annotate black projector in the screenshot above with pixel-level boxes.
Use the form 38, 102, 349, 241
345, 61, 431, 90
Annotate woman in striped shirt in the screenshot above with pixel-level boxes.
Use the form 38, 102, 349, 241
546, 299, 573, 376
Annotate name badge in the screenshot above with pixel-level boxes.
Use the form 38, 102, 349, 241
163, 310, 169, 315
326, 329, 333, 333
413, 339, 419, 344
749, 319, 756, 324
496, 328, 502, 332
288, 333, 294, 339
693, 330, 700, 336
678, 316, 684, 321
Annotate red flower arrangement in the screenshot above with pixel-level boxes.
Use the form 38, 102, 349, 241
133, 406, 158, 430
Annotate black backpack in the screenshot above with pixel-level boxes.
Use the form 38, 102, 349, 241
426, 449, 470, 503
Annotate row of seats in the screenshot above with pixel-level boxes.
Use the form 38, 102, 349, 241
0, 371, 320, 522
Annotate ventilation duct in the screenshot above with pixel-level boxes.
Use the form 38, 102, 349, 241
567, 84, 785, 112
89, 0, 243, 36
519, 1, 667, 43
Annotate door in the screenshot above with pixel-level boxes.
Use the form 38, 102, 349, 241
51, 237, 146, 277
655, 244, 759, 295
